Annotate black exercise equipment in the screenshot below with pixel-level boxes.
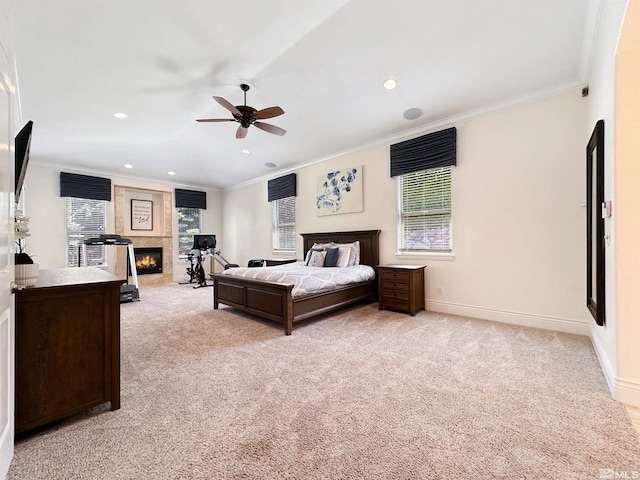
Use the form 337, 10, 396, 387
182, 234, 238, 289
80, 234, 140, 303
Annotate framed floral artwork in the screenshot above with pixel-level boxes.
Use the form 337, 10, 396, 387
316, 165, 363, 216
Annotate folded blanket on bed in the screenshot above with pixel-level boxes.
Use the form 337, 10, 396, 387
220, 262, 376, 299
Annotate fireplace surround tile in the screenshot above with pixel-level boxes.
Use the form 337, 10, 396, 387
114, 186, 173, 285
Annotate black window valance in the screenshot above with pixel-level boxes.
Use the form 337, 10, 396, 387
60, 172, 111, 201
175, 188, 207, 209
268, 173, 296, 202
390, 127, 457, 177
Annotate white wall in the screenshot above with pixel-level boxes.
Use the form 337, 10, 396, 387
223, 90, 590, 334
22, 163, 223, 282
613, 0, 640, 406
585, 0, 628, 398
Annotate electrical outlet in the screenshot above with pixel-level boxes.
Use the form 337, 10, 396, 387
437, 287, 443, 296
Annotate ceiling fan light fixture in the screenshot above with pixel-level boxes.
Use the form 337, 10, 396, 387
383, 78, 397, 90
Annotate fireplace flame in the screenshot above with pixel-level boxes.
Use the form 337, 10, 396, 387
136, 255, 158, 269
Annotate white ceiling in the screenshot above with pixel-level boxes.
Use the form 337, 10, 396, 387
13, 0, 599, 190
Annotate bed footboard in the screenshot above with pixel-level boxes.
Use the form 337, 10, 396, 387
212, 274, 295, 334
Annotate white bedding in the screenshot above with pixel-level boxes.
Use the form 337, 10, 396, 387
220, 262, 376, 299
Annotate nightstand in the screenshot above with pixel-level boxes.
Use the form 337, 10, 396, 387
265, 258, 297, 266
377, 265, 426, 316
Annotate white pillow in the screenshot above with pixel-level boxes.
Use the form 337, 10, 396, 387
334, 241, 360, 266
336, 247, 351, 268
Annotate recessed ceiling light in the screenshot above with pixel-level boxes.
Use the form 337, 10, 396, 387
168, 171, 175, 176
403, 107, 423, 120
113, 113, 127, 119
265, 162, 277, 168
383, 78, 397, 90
124, 164, 133, 169
242, 149, 250, 154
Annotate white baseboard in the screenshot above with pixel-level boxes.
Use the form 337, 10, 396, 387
612, 377, 640, 408
425, 300, 640, 408
426, 299, 590, 336
590, 332, 640, 408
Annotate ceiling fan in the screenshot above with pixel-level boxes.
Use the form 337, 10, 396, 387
196, 84, 286, 139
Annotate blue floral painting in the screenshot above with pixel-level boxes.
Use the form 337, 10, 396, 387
316, 165, 363, 216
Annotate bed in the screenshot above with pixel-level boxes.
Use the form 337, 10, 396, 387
211, 230, 380, 335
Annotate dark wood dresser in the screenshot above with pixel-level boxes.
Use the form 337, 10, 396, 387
377, 265, 426, 316
14, 267, 123, 435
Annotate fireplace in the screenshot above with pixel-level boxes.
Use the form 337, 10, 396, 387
133, 247, 163, 275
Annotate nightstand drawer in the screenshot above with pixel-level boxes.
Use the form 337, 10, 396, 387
383, 281, 410, 293
380, 271, 409, 284
379, 299, 411, 313
382, 290, 409, 301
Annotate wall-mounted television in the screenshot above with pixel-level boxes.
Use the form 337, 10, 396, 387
192, 234, 216, 250
15, 120, 33, 205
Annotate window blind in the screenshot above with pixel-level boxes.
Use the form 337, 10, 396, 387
65, 197, 107, 266
397, 167, 452, 252
390, 127, 457, 177
175, 189, 207, 209
60, 172, 111, 201
272, 196, 295, 251
268, 173, 296, 202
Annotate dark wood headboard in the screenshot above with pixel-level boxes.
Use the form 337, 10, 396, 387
300, 230, 381, 267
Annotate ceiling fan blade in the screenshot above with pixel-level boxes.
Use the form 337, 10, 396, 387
254, 122, 286, 136
213, 96, 241, 116
254, 106, 284, 120
196, 118, 236, 122
236, 125, 248, 139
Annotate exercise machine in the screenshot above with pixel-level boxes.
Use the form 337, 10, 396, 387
192, 234, 239, 271
182, 235, 238, 289
182, 247, 210, 289
80, 234, 140, 302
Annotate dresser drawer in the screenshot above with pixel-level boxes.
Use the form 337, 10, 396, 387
379, 299, 410, 313
381, 289, 409, 301
380, 270, 409, 284
382, 280, 410, 293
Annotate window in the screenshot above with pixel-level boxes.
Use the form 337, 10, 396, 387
66, 197, 107, 266
272, 196, 295, 251
177, 207, 202, 257
397, 166, 452, 253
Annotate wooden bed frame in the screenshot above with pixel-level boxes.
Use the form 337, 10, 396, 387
211, 230, 380, 335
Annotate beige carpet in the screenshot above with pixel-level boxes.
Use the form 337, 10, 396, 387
8, 283, 640, 479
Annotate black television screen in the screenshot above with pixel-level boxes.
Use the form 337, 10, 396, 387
15, 120, 33, 204
192, 234, 216, 250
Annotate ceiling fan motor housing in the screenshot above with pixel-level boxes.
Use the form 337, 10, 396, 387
234, 105, 257, 128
